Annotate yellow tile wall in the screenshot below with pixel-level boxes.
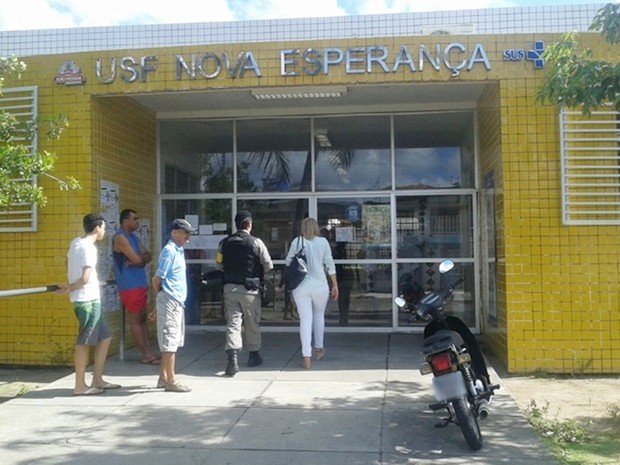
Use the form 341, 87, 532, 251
498, 34, 620, 373
1, 32, 618, 372
91, 96, 157, 355
0, 54, 156, 365
477, 83, 508, 367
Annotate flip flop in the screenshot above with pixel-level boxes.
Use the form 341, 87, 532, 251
142, 358, 161, 365
93, 382, 121, 390
73, 387, 104, 396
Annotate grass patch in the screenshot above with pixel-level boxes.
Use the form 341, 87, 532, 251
526, 400, 620, 465
15, 384, 30, 397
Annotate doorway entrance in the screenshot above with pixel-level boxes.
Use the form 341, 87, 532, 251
159, 111, 477, 330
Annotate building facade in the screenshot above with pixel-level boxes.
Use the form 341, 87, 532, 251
1, 3, 618, 373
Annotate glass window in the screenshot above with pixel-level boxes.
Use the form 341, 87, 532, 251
161, 198, 233, 258
314, 116, 391, 191
236, 119, 311, 193
161, 199, 232, 325
318, 197, 391, 259
394, 113, 474, 189
158, 111, 479, 329
160, 120, 233, 194
395, 147, 461, 189
237, 198, 309, 260
196, 262, 392, 327
396, 195, 473, 258
397, 261, 475, 327
323, 263, 392, 327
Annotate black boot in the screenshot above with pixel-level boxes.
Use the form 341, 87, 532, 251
225, 349, 239, 377
247, 351, 263, 367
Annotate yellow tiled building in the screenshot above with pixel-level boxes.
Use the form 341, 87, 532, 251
0, 4, 618, 373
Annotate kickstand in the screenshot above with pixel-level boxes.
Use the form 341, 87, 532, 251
434, 409, 453, 428
434, 417, 451, 428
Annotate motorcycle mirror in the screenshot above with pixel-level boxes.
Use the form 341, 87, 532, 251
438, 259, 454, 273
394, 296, 407, 308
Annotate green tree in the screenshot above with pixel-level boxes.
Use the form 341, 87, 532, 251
0, 56, 79, 209
536, 3, 620, 115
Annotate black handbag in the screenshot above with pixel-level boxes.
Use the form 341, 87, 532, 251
284, 237, 307, 290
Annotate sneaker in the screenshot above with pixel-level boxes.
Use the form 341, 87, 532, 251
156, 377, 166, 389
165, 381, 192, 393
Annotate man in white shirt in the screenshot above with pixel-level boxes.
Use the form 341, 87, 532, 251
58, 213, 120, 395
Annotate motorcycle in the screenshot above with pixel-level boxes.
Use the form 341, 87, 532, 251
395, 260, 499, 450
396, 270, 425, 320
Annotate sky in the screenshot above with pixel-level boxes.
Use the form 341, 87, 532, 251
0, 0, 612, 32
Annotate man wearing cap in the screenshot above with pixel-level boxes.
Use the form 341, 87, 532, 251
216, 210, 273, 376
150, 218, 195, 392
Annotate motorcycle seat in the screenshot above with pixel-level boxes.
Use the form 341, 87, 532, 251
421, 329, 464, 354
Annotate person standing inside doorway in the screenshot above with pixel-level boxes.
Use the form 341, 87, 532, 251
150, 218, 195, 393
217, 210, 273, 377
58, 213, 121, 395
113, 209, 159, 364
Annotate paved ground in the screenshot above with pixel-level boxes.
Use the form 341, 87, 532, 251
0, 330, 558, 465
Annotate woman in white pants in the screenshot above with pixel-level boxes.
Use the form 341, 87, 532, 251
285, 218, 339, 369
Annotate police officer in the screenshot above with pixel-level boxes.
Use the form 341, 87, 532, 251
216, 210, 273, 377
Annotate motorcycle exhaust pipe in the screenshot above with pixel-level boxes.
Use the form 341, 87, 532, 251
478, 399, 490, 420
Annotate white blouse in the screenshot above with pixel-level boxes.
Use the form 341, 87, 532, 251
285, 236, 336, 285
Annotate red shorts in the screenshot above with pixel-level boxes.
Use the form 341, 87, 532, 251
119, 288, 148, 313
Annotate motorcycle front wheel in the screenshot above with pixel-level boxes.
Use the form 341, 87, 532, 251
452, 397, 483, 450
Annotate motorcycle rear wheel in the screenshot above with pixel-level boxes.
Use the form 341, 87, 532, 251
452, 397, 483, 450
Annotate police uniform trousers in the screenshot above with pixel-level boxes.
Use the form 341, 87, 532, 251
223, 283, 262, 352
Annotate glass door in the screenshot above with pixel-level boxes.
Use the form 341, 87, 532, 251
317, 196, 392, 327
236, 197, 309, 325
395, 194, 476, 328
158, 110, 479, 329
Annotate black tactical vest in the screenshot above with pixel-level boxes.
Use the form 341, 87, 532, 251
221, 230, 262, 284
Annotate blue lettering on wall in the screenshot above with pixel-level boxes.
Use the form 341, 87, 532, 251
502, 40, 545, 68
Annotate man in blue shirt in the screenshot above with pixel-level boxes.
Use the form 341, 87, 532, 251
150, 218, 195, 393
113, 209, 158, 364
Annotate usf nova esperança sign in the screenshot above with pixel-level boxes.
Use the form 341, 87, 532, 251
94, 43, 496, 84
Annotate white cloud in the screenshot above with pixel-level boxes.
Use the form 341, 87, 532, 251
62, 0, 237, 26
0, 0, 236, 31
353, 0, 513, 14
0, 0, 74, 31
227, 0, 347, 20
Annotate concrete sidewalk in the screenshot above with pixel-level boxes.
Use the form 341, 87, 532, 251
0, 330, 558, 465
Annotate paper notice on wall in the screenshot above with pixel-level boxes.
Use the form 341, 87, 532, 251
99, 180, 121, 313
363, 204, 390, 244
335, 226, 355, 242
99, 180, 119, 283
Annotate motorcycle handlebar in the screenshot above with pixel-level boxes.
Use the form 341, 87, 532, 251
430, 278, 463, 307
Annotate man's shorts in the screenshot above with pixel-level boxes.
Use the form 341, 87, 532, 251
156, 291, 185, 353
72, 300, 112, 346
119, 287, 148, 313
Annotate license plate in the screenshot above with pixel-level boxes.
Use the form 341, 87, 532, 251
432, 371, 467, 401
